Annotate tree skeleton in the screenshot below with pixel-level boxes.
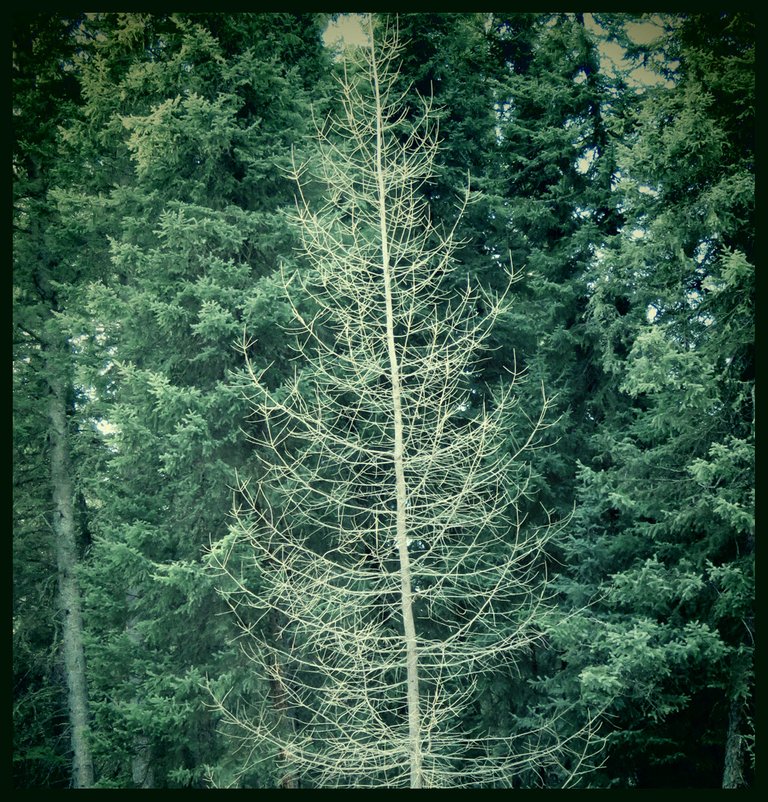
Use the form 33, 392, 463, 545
208, 15, 596, 789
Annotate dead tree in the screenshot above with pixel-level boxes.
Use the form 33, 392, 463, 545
209, 16, 595, 789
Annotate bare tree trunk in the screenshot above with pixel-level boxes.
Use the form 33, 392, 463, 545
47, 354, 95, 788
722, 615, 753, 789
131, 734, 154, 789
372, 39, 423, 788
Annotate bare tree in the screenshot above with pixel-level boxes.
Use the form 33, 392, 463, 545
208, 16, 595, 789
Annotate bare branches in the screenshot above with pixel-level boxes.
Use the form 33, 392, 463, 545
207, 14, 597, 789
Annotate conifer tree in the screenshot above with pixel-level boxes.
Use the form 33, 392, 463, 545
54, 12, 331, 786
210, 18, 595, 789
13, 14, 99, 787
554, 12, 754, 787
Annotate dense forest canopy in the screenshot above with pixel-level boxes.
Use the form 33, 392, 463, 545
12, 11, 753, 789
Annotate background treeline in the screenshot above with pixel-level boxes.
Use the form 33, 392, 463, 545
12, 11, 754, 788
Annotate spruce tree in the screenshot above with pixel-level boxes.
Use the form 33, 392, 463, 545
554, 12, 754, 787
13, 14, 101, 787
56, 12, 331, 786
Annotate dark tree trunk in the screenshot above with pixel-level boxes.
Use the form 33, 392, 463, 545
722, 616, 753, 788
722, 692, 747, 789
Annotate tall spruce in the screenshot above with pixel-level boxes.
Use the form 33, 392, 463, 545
56, 12, 331, 786
13, 14, 102, 787
554, 12, 754, 788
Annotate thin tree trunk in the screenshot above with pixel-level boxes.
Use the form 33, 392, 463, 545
722, 692, 746, 788
722, 609, 753, 788
47, 353, 95, 788
126, 588, 155, 788
131, 734, 154, 789
370, 23, 423, 788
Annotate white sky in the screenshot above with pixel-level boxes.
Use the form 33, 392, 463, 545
323, 13, 368, 48
586, 13, 671, 86
324, 12, 670, 86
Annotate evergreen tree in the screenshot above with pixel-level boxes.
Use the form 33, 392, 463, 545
13, 13, 102, 787
487, 12, 623, 517
555, 12, 754, 787
56, 12, 331, 786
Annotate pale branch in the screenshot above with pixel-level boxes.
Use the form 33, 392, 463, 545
208, 14, 600, 789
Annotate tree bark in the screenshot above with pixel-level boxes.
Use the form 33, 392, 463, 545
722, 692, 746, 788
130, 734, 154, 789
47, 351, 95, 788
722, 617, 753, 788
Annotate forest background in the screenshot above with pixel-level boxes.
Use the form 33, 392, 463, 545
12, 10, 754, 789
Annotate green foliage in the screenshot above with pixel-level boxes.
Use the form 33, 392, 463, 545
556, 11, 754, 788
41, 11, 333, 788
13, 11, 106, 787
13, 10, 753, 789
